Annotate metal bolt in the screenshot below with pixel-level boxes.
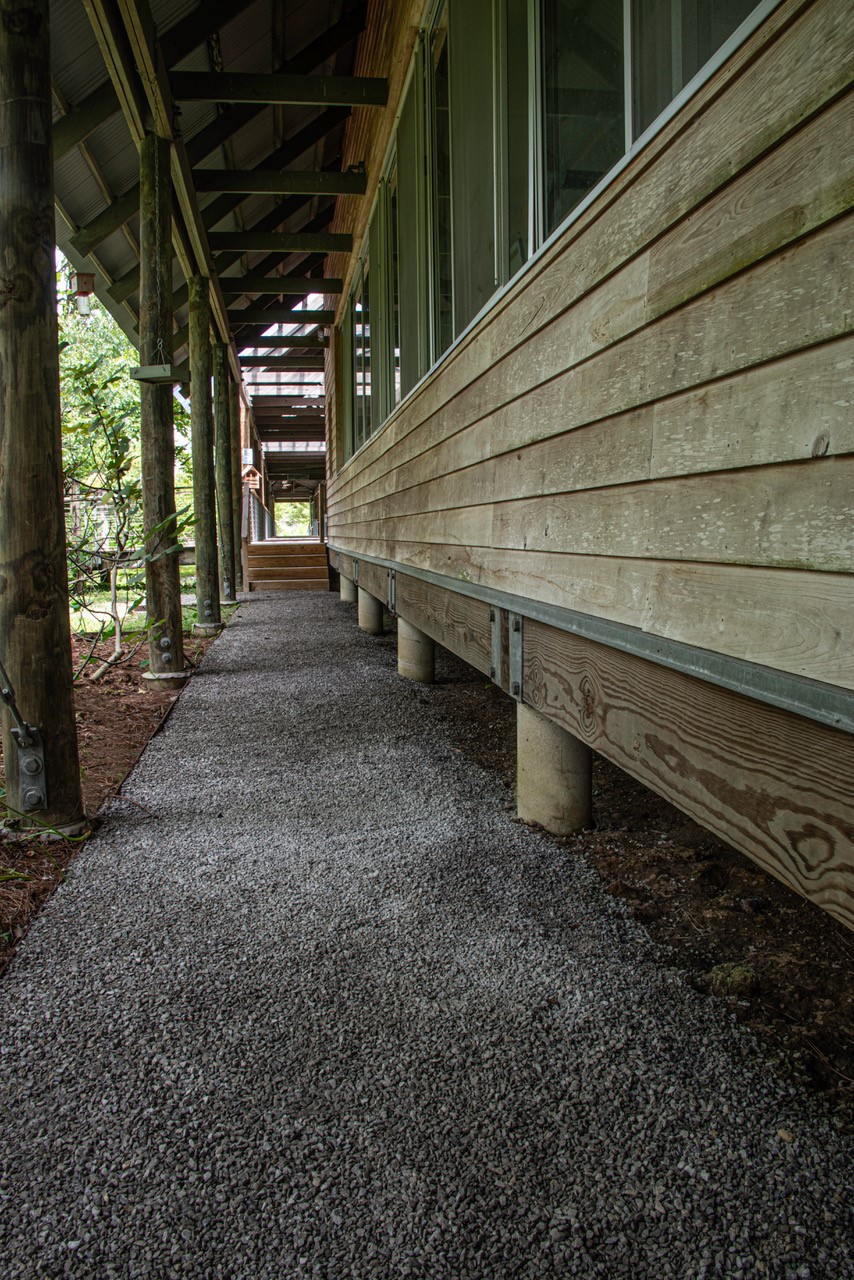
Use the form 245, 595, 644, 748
512, 617, 521, 632
22, 757, 42, 775
161, 652, 173, 664
159, 635, 171, 649
24, 788, 43, 807
489, 609, 496, 623
489, 666, 496, 680
512, 681, 520, 696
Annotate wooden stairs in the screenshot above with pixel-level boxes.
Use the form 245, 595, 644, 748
246, 539, 330, 592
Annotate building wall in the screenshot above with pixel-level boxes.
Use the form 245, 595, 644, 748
325, 0, 854, 926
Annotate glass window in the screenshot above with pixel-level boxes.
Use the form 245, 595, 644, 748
388, 166, 401, 407
352, 266, 371, 452
506, 0, 531, 276
541, 0, 625, 233
632, 0, 757, 138
431, 7, 454, 357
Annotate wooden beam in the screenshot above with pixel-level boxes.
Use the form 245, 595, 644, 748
193, 168, 367, 196
228, 307, 334, 327
235, 335, 328, 350
201, 110, 349, 231
171, 71, 388, 108
53, 79, 119, 160
240, 356, 326, 370
158, 0, 258, 66
189, 275, 221, 628
219, 275, 343, 295
213, 344, 236, 601
209, 230, 351, 254
138, 131, 185, 679
70, 182, 140, 257
1, 0, 83, 827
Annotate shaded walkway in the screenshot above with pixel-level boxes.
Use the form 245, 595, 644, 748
0, 594, 851, 1280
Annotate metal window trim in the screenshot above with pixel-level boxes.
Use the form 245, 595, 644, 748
328, 545, 854, 735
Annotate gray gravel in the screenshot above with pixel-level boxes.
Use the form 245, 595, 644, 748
1, 592, 851, 1280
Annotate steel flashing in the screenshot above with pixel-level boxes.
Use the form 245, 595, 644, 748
327, 545, 854, 735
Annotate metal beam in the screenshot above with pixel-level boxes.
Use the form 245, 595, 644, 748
171, 71, 388, 108
193, 168, 366, 196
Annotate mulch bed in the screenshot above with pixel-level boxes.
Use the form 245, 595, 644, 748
0, 633, 213, 978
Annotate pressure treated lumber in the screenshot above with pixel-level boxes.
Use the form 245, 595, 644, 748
192, 169, 367, 196
138, 131, 185, 681
188, 276, 220, 631
220, 277, 343, 295
209, 231, 351, 254
213, 344, 236, 602
0, 0, 83, 827
171, 71, 388, 108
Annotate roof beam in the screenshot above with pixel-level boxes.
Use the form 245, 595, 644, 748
171, 71, 388, 108
227, 307, 334, 327
53, 80, 120, 161
209, 231, 351, 254
193, 169, 367, 196
219, 275, 343, 295
158, 0, 258, 67
240, 356, 325, 370
201, 109, 349, 230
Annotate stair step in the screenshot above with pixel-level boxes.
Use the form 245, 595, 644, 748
248, 567, 328, 581
248, 579, 329, 592
247, 556, 328, 570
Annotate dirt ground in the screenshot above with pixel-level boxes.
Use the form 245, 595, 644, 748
0, 633, 213, 978
1, 620, 852, 1126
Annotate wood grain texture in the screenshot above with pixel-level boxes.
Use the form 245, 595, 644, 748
328, 338, 854, 522
327, 543, 854, 689
355, 558, 387, 603
395, 575, 492, 676
522, 618, 854, 930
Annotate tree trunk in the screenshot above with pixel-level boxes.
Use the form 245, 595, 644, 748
139, 131, 185, 677
188, 275, 220, 628
0, 0, 83, 827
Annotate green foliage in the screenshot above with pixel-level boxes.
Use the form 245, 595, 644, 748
276, 501, 312, 537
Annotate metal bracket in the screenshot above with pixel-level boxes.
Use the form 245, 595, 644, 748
490, 608, 501, 684
509, 613, 524, 701
388, 569, 396, 614
352, 559, 359, 585
11, 725, 47, 812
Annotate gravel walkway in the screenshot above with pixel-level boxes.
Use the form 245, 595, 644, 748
1, 592, 851, 1280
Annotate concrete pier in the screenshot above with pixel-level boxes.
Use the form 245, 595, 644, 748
516, 701, 592, 834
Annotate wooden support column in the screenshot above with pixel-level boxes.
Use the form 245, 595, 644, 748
228, 377, 243, 592
0, 0, 83, 828
188, 276, 220, 634
213, 344, 236, 601
139, 131, 185, 685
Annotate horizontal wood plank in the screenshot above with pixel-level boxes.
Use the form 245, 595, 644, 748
325, 543, 854, 690
395, 574, 493, 676
521, 618, 854, 930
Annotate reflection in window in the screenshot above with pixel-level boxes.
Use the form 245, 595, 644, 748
353, 268, 371, 452
632, 0, 756, 137
432, 8, 453, 357
542, 0, 625, 233
507, 0, 530, 275
389, 167, 401, 406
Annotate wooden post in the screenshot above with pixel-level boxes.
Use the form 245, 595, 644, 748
188, 276, 220, 633
139, 131, 185, 684
228, 375, 244, 591
0, 0, 83, 827
214, 343, 236, 600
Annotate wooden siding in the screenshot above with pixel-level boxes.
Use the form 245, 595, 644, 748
326, 0, 854, 927
328, 0, 854, 689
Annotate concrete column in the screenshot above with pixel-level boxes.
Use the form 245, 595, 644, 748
0, 0, 83, 828
397, 618, 435, 684
517, 702, 592, 834
340, 576, 357, 603
357, 588, 383, 635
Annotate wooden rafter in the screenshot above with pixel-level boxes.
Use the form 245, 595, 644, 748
193, 169, 367, 196
219, 276, 343, 295
171, 71, 388, 108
